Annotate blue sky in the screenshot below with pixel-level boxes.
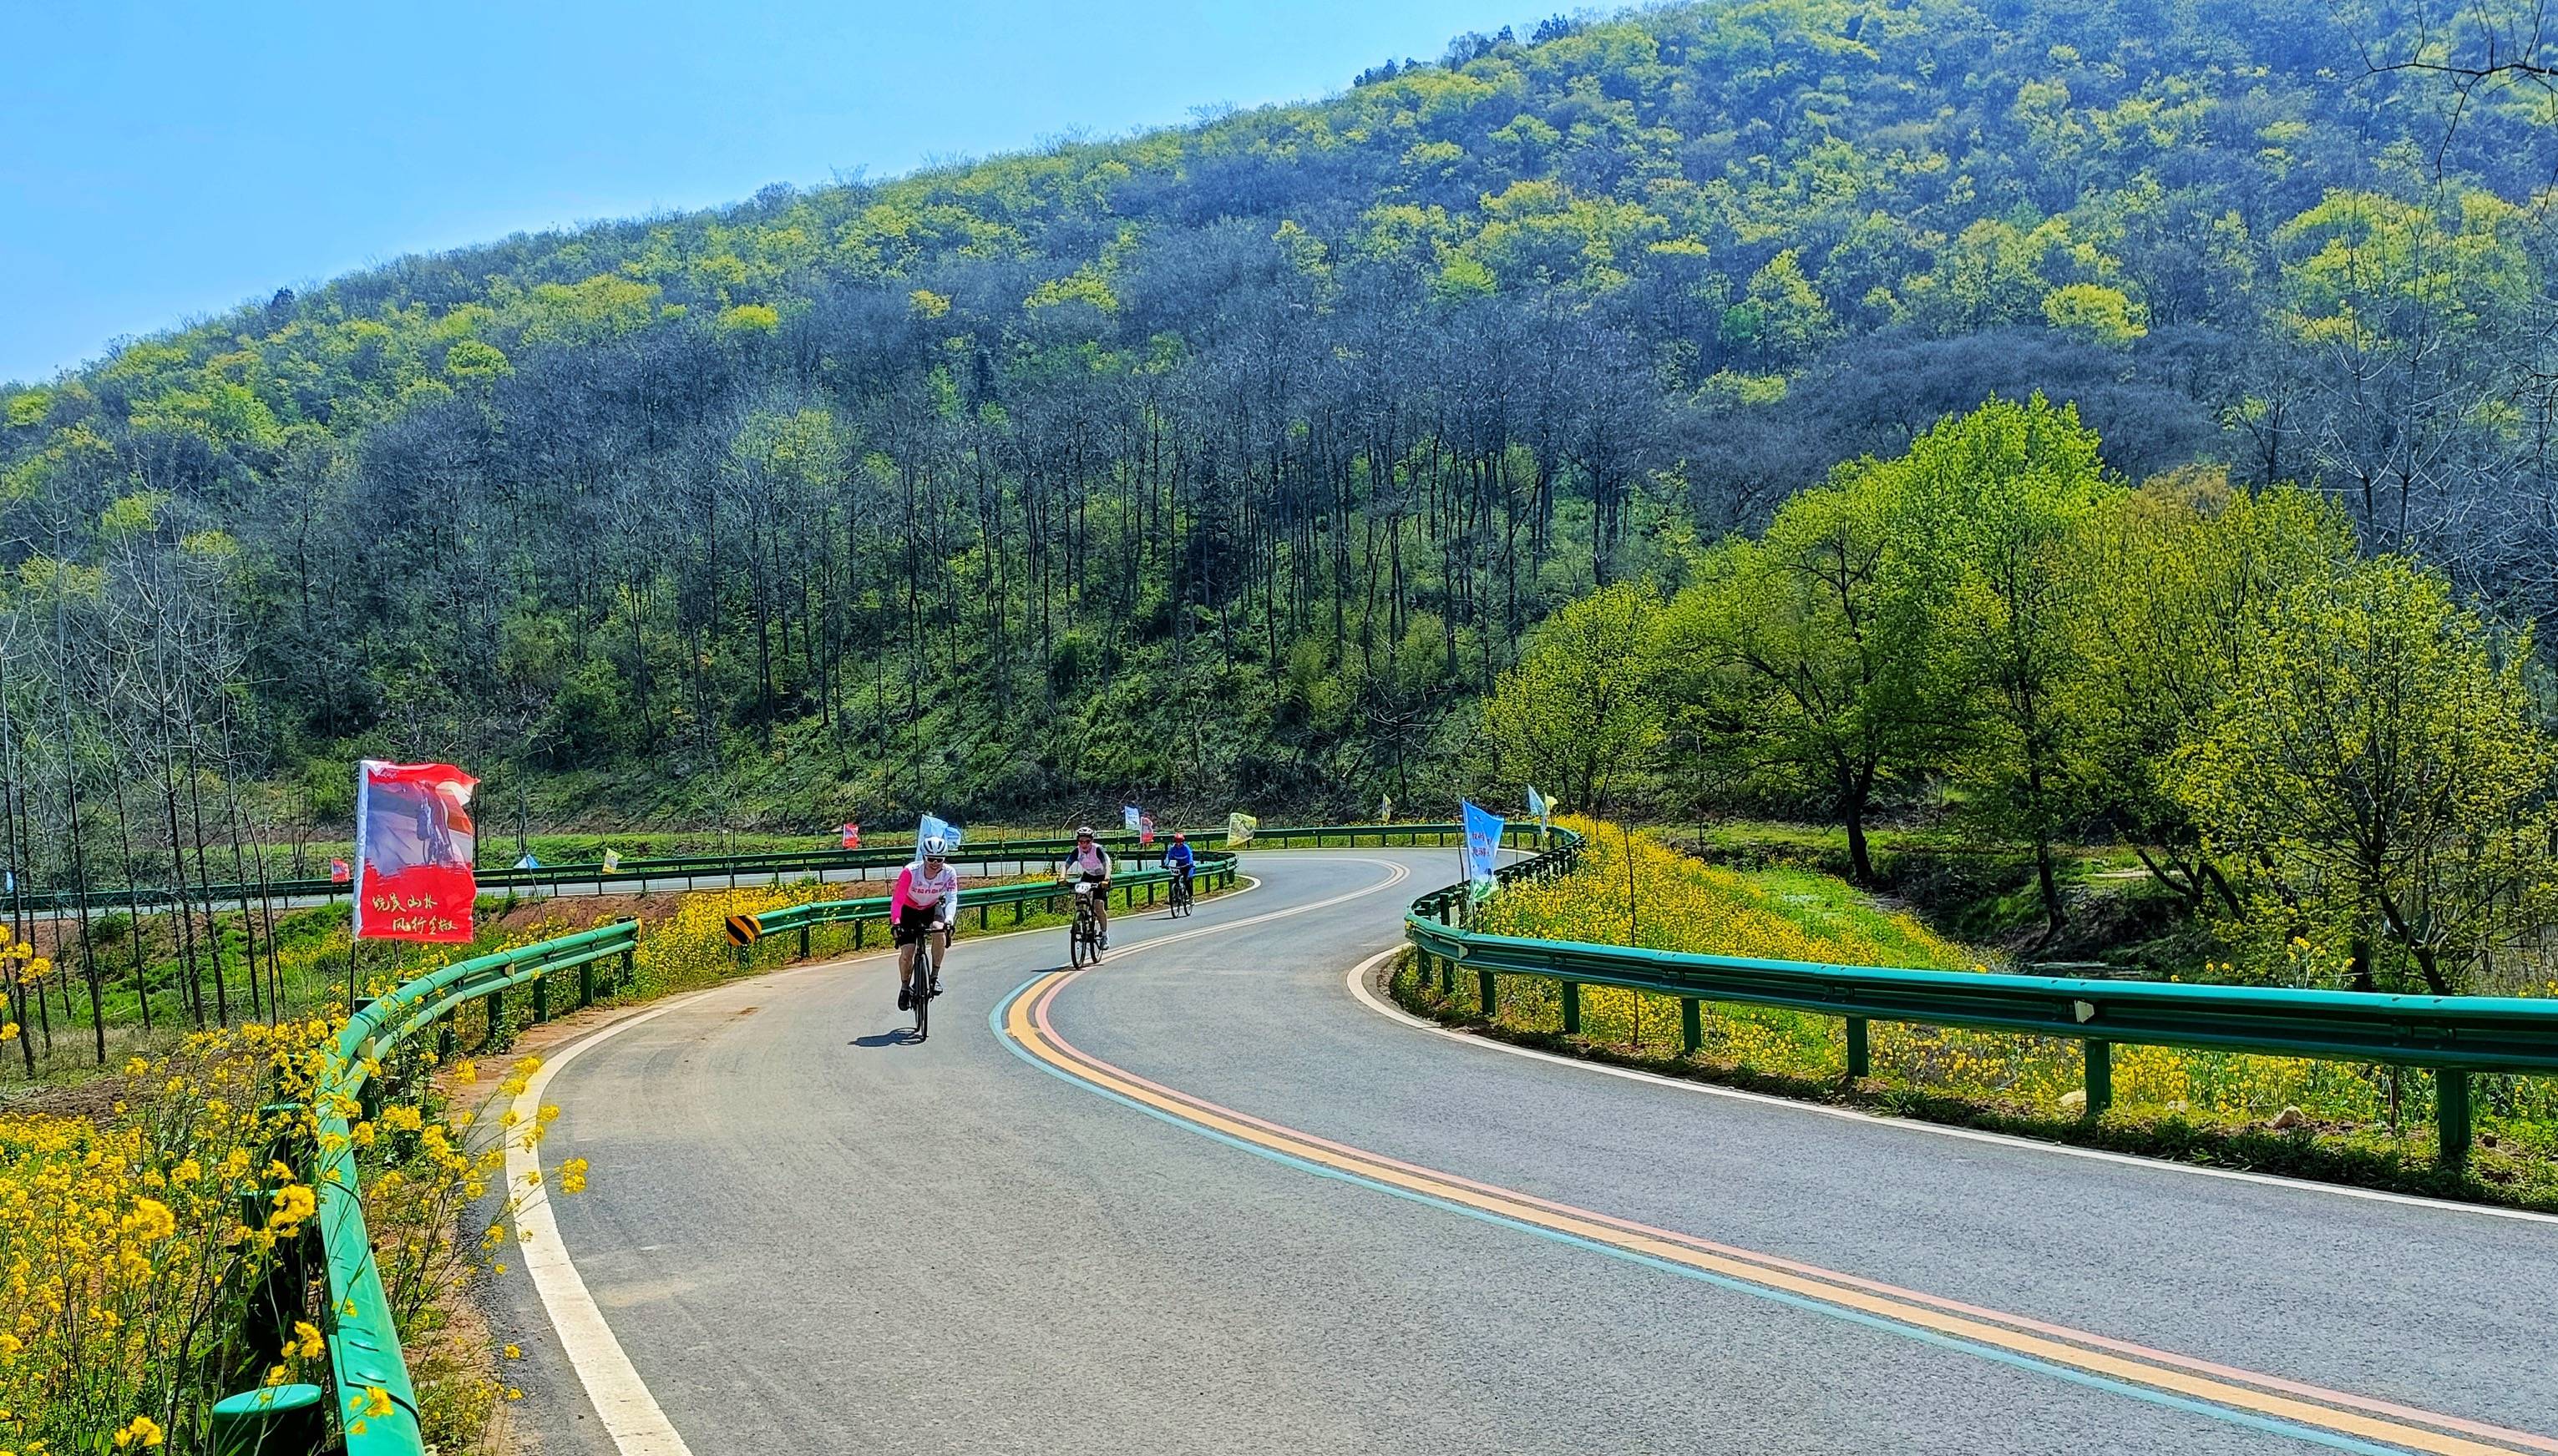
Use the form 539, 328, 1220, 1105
0, 1, 1530, 385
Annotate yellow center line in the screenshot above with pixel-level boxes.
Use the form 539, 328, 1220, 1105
1006, 969, 2543, 1456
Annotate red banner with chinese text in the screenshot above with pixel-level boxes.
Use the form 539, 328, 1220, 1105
354, 761, 479, 943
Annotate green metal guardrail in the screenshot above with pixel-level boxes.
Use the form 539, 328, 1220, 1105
14, 830, 1300, 916
9, 834, 1127, 914
236, 832, 1289, 1454
251, 920, 643, 1455
1400, 822, 2558, 1169
13, 821, 1490, 917
738, 848, 1240, 948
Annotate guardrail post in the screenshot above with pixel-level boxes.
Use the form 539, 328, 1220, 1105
437, 1016, 456, 1062
619, 946, 636, 993
1845, 1018, 1870, 1081
2438, 1069, 2472, 1168
485, 987, 507, 1051
2083, 1039, 2112, 1117
1437, 954, 1453, 997
1681, 997, 1701, 1056
979, 902, 990, 929
533, 971, 550, 1024
1561, 981, 1581, 1037
580, 959, 596, 1009
854, 919, 866, 950
1477, 968, 1496, 1018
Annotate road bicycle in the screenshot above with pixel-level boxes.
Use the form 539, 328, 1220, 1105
908, 927, 940, 1040
1068, 881, 1105, 968
1167, 866, 1193, 918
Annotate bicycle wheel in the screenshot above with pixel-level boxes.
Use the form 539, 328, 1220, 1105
1069, 917, 1088, 969
912, 942, 932, 1039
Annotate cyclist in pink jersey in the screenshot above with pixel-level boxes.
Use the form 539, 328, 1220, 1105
891, 837, 958, 1011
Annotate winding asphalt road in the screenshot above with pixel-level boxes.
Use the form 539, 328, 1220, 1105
489, 852, 2558, 1455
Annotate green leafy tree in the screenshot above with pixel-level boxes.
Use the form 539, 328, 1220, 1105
2069, 472, 2357, 914
1481, 582, 1663, 810
1654, 473, 1942, 882
1891, 394, 2116, 938
2170, 557, 2555, 993
2041, 282, 2147, 346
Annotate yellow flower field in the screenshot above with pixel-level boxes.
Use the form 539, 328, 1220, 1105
0, 1008, 584, 1452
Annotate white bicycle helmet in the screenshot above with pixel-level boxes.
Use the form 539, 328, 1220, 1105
919, 835, 951, 858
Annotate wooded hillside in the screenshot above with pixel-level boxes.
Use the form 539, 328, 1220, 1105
3, 0, 2550, 847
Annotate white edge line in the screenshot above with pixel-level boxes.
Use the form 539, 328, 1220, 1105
507, 993, 702, 1456
1342, 948, 2558, 1227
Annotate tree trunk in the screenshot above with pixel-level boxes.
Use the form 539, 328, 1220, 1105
110, 776, 152, 1030
2034, 837, 2064, 940
1844, 802, 1875, 886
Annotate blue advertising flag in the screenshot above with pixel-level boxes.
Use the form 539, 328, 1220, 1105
1526, 786, 1548, 819
1461, 799, 1507, 900
918, 814, 963, 854
1122, 805, 1142, 833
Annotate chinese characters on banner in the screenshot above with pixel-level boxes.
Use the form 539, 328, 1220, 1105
354, 761, 478, 943
1461, 799, 1507, 902
329, 858, 351, 883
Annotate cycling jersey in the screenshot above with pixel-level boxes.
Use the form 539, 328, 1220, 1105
1062, 845, 1112, 879
1163, 842, 1196, 871
890, 862, 959, 923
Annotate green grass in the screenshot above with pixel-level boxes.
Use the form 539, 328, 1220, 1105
1737, 866, 1978, 970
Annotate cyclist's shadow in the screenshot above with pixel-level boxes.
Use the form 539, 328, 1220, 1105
851, 1029, 924, 1048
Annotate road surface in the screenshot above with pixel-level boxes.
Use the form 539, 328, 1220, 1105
488, 851, 2558, 1455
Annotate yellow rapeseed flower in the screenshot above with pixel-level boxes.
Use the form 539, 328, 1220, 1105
123, 1198, 175, 1244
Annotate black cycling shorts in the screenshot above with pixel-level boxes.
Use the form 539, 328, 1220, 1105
891, 902, 944, 947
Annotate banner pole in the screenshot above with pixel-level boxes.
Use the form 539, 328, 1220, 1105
348, 759, 372, 1005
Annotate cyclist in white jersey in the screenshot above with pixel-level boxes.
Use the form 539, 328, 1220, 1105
1057, 826, 1114, 948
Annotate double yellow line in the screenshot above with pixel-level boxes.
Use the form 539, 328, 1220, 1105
1001, 968, 2551, 1456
